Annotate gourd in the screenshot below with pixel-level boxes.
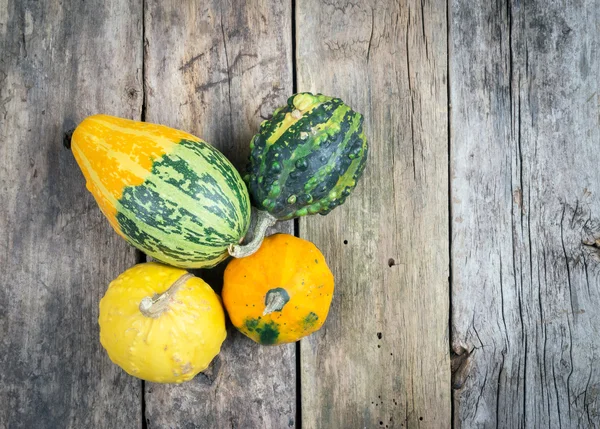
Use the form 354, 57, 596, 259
71, 114, 251, 268
98, 262, 226, 383
229, 92, 368, 258
222, 234, 334, 345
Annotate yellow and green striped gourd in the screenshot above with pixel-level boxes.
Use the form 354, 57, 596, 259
71, 115, 251, 268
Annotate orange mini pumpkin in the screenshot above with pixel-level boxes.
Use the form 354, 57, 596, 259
222, 233, 334, 345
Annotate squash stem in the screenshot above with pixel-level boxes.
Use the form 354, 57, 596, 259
228, 209, 277, 258
263, 288, 290, 315
139, 272, 194, 318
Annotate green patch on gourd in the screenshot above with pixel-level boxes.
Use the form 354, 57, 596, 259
244, 318, 280, 345
303, 312, 319, 330
115, 139, 250, 269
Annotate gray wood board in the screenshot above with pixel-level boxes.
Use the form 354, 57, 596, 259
0, 0, 143, 427
450, 0, 600, 427
296, 1, 451, 428
142, 1, 296, 428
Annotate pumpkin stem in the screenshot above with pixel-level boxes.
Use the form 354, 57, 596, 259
228, 209, 277, 258
263, 288, 291, 315
139, 272, 194, 318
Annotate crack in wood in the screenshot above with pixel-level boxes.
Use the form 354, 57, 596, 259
405, 7, 416, 181
179, 53, 205, 72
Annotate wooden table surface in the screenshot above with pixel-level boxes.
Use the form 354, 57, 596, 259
1, 0, 599, 428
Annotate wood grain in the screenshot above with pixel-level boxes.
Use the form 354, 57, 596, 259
143, 1, 296, 428
451, 0, 600, 427
296, 1, 450, 428
0, 0, 143, 427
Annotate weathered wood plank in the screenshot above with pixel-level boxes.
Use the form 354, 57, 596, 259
297, 1, 450, 428
143, 1, 296, 428
451, 0, 600, 427
0, 0, 143, 427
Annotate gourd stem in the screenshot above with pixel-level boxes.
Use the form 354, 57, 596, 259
228, 210, 277, 258
139, 273, 194, 318
263, 288, 290, 315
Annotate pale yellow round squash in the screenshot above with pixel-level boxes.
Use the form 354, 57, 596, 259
99, 262, 226, 383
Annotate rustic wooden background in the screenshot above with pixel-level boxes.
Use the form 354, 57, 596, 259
1, 0, 599, 428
